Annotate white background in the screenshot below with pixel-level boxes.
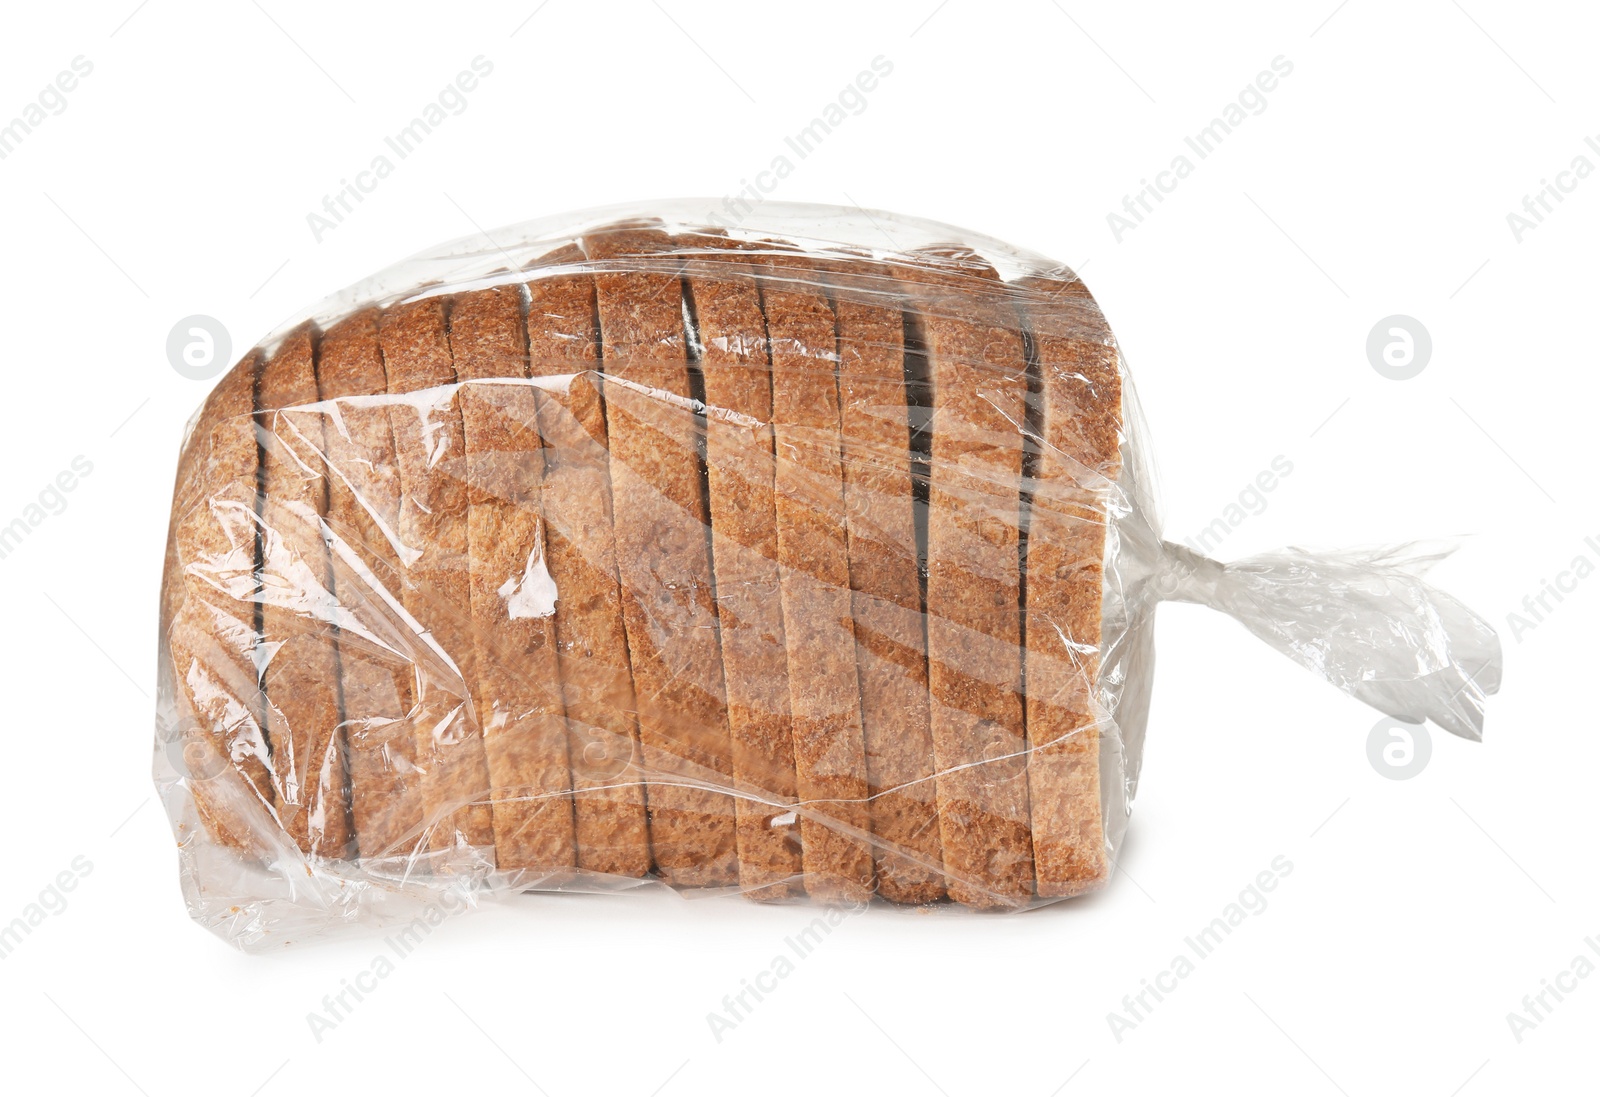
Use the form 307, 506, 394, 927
0, 1, 1593, 1094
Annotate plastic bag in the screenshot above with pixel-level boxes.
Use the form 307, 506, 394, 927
155, 200, 1499, 950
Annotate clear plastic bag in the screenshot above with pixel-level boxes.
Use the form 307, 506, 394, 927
155, 200, 1499, 950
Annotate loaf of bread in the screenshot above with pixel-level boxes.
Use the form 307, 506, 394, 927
157, 204, 1131, 922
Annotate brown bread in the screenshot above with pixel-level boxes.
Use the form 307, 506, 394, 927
256, 325, 352, 858
450, 285, 577, 875
823, 261, 946, 903
165, 352, 275, 854
759, 253, 875, 904
378, 298, 496, 860
897, 257, 1035, 908
684, 242, 805, 898
168, 230, 1123, 906
1018, 275, 1121, 896
524, 259, 654, 878
585, 228, 739, 886
315, 310, 424, 862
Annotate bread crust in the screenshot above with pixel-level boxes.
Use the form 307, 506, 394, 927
256, 325, 353, 858
378, 298, 496, 860
162, 358, 256, 643
759, 253, 875, 904
451, 285, 577, 875
169, 600, 280, 857
586, 228, 739, 886
1017, 275, 1121, 896
165, 353, 275, 854
525, 261, 653, 878
685, 244, 805, 899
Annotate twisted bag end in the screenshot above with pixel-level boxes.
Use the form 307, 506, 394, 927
1154, 539, 1502, 740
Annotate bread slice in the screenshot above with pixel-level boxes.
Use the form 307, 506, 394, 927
168, 599, 280, 854
315, 310, 424, 861
378, 297, 496, 861
524, 260, 652, 878
450, 285, 577, 875
683, 243, 805, 899
758, 253, 875, 903
896, 257, 1035, 908
161, 356, 257, 646
585, 227, 739, 886
1017, 275, 1122, 896
255, 324, 353, 858
165, 352, 275, 853
822, 260, 946, 904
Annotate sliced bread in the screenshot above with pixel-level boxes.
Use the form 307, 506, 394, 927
824, 260, 946, 903
896, 257, 1035, 907
315, 310, 424, 860
166, 352, 275, 853
451, 285, 577, 875
1017, 275, 1121, 896
585, 227, 738, 885
684, 242, 805, 898
758, 253, 875, 903
524, 260, 653, 878
378, 298, 496, 860
256, 324, 352, 858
